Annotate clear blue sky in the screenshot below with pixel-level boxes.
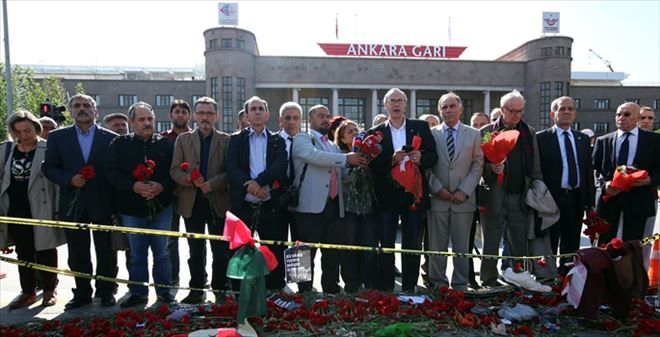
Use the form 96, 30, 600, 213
2, 0, 658, 84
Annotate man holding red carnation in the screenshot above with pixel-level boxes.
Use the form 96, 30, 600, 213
105, 102, 176, 307
169, 97, 233, 304
593, 102, 660, 243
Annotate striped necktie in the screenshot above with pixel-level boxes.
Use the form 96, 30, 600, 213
446, 127, 455, 161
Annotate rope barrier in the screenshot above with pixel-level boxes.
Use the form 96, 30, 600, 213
2, 216, 658, 262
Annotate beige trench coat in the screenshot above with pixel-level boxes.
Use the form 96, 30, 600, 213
0, 140, 66, 251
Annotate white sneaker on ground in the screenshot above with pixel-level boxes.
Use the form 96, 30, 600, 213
502, 268, 552, 293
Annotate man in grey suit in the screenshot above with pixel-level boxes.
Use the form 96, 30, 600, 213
479, 90, 542, 288
292, 105, 367, 293
427, 93, 484, 291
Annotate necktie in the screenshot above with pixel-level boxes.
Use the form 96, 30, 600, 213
287, 136, 294, 179
617, 132, 631, 166
446, 127, 455, 161
321, 136, 338, 199
563, 131, 578, 188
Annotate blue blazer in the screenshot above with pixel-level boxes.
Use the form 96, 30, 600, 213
42, 125, 117, 222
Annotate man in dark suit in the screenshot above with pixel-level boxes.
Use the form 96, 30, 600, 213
225, 96, 287, 291
42, 94, 118, 309
593, 102, 660, 243
537, 96, 595, 275
367, 88, 437, 292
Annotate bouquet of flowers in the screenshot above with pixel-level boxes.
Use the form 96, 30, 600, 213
480, 130, 520, 184
179, 161, 217, 225
67, 165, 95, 217
346, 131, 383, 214
132, 159, 162, 219
602, 165, 649, 202
582, 211, 612, 246
391, 134, 423, 210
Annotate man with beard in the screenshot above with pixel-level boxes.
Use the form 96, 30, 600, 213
170, 97, 232, 304
292, 105, 367, 293
161, 99, 192, 287
43, 94, 118, 309
105, 102, 176, 307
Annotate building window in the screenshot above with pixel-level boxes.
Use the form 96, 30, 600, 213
222, 77, 233, 133
625, 98, 640, 104
463, 99, 473, 115
156, 121, 170, 133
567, 48, 571, 56
594, 99, 610, 110
654, 99, 660, 110
236, 77, 246, 112
574, 98, 581, 110
415, 98, 437, 116
554, 81, 563, 98
210, 77, 218, 101
555, 46, 565, 56
221, 38, 232, 48
539, 82, 551, 129
118, 95, 137, 107
89, 94, 101, 106
338, 98, 366, 129
594, 122, 609, 134
541, 47, 551, 57
191, 95, 203, 104
155, 95, 174, 107
208, 39, 217, 49
299, 97, 329, 132
236, 39, 245, 50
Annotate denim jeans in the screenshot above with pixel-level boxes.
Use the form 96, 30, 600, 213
122, 205, 173, 297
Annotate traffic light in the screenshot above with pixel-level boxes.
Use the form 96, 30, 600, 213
39, 102, 53, 115
39, 99, 66, 124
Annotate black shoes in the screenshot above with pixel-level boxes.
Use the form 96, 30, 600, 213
157, 293, 177, 304
181, 292, 206, 304
120, 295, 148, 308
101, 295, 116, 307
64, 296, 92, 310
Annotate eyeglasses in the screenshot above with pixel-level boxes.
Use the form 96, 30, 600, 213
387, 98, 406, 105
641, 116, 654, 120
73, 103, 92, 109
283, 115, 300, 121
195, 111, 216, 116
616, 112, 632, 118
504, 106, 524, 115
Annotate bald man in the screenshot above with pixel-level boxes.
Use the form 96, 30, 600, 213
593, 102, 660, 243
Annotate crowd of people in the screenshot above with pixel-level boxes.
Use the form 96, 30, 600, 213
0, 88, 658, 311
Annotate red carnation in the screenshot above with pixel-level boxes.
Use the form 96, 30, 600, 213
272, 179, 281, 189
536, 259, 547, 267
80, 165, 96, 180
513, 262, 523, 273
190, 168, 202, 181
146, 159, 156, 169
609, 237, 623, 250
179, 162, 190, 170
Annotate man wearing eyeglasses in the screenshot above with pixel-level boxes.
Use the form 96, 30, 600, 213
169, 97, 232, 304
43, 94, 119, 309
276, 102, 302, 252
478, 90, 543, 288
536, 96, 595, 276
225, 96, 288, 291
593, 102, 660, 244
367, 88, 437, 292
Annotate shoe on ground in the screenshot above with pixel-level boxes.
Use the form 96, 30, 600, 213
101, 294, 116, 307
502, 268, 552, 292
481, 279, 506, 289
468, 279, 482, 290
394, 267, 402, 277
64, 296, 92, 310
181, 292, 206, 304
120, 295, 148, 308
42, 290, 57, 307
157, 292, 177, 304
9, 293, 38, 309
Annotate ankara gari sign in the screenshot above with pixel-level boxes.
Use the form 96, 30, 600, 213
318, 43, 467, 59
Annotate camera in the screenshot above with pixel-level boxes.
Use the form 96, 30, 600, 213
402, 145, 413, 152
39, 99, 66, 124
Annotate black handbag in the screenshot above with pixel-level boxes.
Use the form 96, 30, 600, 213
274, 138, 309, 210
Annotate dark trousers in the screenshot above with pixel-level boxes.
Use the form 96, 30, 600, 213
64, 214, 117, 299
378, 208, 422, 292
549, 189, 582, 275
296, 198, 344, 293
233, 200, 287, 291
344, 211, 378, 290
184, 194, 232, 293
167, 207, 181, 284
285, 209, 299, 242
598, 194, 648, 243
468, 210, 479, 284
8, 224, 58, 294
